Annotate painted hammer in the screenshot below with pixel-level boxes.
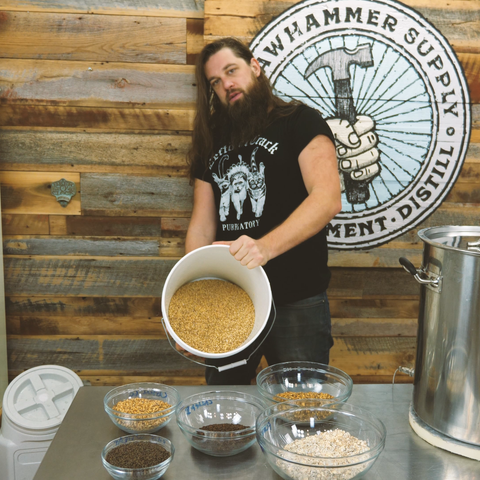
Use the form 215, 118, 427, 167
305, 44, 375, 204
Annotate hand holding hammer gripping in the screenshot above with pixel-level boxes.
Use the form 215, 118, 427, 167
305, 44, 378, 205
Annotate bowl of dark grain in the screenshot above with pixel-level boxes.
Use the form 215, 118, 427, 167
256, 402, 386, 480
175, 390, 265, 457
256, 361, 353, 406
104, 383, 181, 434
101, 434, 174, 480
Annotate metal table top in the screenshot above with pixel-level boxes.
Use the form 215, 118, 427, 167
33, 384, 480, 480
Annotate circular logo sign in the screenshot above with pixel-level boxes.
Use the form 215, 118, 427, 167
250, 0, 471, 249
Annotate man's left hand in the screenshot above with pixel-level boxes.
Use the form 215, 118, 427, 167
213, 235, 269, 269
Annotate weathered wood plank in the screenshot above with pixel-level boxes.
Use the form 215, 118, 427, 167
0, 105, 194, 131
6, 295, 160, 317
49, 216, 163, 237
330, 298, 419, 319
6, 335, 204, 374
7, 314, 417, 337
330, 336, 417, 376
3, 236, 160, 256
0, 172, 81, 215
2, 214, 50, 235
4, 256, 178, 296
4, 257, 418, 298
6, 315, 165, 336
0, 60, 196, 107
6, 335, 417, 378
0, 130, 190, 174
81, 173, 193, 217
204, 0, 480, 54
187, 18, 204, 65
82, 375, 207, 386
0, 12, 186, 64
1, 0, 204, 19
328, 268, 421, 298
161, 218, 190, 237
329, 246, 423, 268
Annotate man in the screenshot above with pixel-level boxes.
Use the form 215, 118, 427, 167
185, 37, 342, 385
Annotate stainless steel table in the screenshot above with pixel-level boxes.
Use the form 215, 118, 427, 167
33, 384, 480, 480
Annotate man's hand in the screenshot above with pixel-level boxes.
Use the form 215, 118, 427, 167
327, 115, 380, 192
214, 235, 269, 269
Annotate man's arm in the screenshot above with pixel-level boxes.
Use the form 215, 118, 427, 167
216, 134, 341, 268
185, 178, 218, 253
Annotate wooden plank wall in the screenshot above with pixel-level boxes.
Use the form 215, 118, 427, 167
1, 0, 478, 386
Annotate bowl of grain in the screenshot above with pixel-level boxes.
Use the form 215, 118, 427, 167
175, 390, 265, 457
256, 402, 386, 480
161, 245, 272, 359
101, 434, 174, 480
256, 361, 353, 406
104, 383, 181, 434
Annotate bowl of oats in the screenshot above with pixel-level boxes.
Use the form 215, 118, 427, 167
256, 402, 386, 480
256, 361, 353, 406
104, 383, 181, 434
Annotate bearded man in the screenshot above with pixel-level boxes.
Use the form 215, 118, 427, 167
185, 37, 342, 385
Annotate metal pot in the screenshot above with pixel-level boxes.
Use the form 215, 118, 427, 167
400, 226, 480, 446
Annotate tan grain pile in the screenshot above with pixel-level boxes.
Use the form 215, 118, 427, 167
168, 279, 255, 353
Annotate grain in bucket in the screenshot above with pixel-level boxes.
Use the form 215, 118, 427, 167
161, 245, 272, 360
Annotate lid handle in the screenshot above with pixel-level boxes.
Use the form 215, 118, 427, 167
467, 240, 480, 252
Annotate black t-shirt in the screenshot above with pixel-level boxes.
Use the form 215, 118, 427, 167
195, 105, 335, 304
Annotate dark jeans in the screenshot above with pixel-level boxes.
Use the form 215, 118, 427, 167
205, 291, 334, 385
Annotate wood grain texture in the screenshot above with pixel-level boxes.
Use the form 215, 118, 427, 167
4, 256, 177, 296
0, 105, 194, 131
0, 172, 81, 215
6, 334, 416, 377
1, 0, 205, 19
2, 214, 50, 235
49, 216, 163, 237
0, 130, 191, 174
3, 236, 161, 256
0, 11, 186, 64
80, 173, 193, 217
204, 0, 480, 54
0, 60, 196, 107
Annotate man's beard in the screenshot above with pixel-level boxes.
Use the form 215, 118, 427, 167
216, 75, 271, 148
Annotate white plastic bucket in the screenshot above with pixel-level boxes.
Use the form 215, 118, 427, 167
0, 365, 83, 480
161, 245, 272, 359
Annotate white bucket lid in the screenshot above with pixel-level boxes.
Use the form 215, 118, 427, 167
161, 245, 272, 359
3, 365, 84, 430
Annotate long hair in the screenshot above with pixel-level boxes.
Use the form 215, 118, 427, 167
187, 37, 300, 182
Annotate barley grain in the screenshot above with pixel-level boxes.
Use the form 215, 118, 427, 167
168, 279, 255, 353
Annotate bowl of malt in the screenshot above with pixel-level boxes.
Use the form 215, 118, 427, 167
104, 383, 180, 434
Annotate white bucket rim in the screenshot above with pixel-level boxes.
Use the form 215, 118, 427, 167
161, 245, 272, 359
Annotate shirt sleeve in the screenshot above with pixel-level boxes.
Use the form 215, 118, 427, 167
291, 105, 335, 154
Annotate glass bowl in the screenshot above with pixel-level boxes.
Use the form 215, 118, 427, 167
256, 361, 353, 406
256, 402, 386, 480
175, 390, 265, 457
101, 434, 174, 480
104, 383, 181, 434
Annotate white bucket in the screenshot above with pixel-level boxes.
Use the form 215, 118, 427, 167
0, 365, 83, 480
161, 245, 272, 359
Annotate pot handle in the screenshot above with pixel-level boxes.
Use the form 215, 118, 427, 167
399, 257, 417, 276
399, 257, 442, 291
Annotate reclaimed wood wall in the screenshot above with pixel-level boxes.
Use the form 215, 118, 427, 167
1, 0, 478, 386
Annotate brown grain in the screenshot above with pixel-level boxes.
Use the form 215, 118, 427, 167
168, 279, 255, 353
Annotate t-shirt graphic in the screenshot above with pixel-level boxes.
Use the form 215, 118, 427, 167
211, 147, 266, 222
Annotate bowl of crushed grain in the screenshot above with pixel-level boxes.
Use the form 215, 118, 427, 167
161, 245, 272, 359
176, 390, 265, 457
104, 383, 181, 434
256, 361, 353, 406
101, 434, 174, 480
256, 402, 386, 480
